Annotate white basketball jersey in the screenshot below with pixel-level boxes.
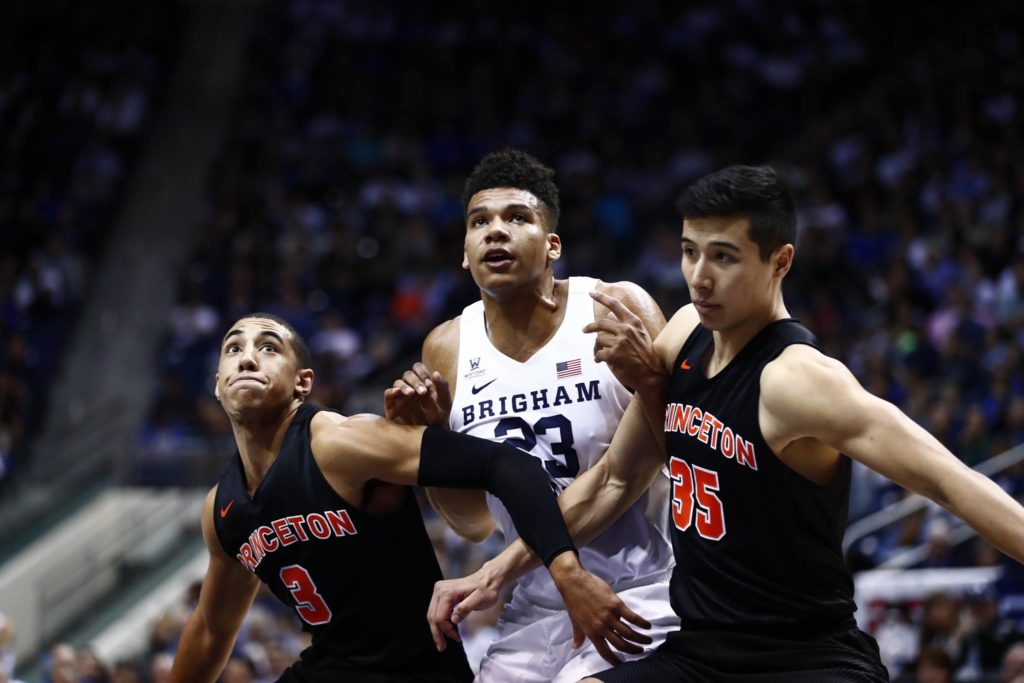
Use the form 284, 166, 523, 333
450, 277, 674, 609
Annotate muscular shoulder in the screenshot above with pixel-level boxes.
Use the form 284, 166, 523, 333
423, 317, 460, 379
653, 304, 701, 371
309, 410, 355, 461
760, 344, 868, 441
594, 280, 666, 337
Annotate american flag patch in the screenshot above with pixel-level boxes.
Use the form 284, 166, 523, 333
556, 359, 582, 379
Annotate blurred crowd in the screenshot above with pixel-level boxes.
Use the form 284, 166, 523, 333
0, 0, 181, 493
6, 0, 1024, 680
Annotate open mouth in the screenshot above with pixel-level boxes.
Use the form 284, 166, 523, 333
483, 249, 514, 267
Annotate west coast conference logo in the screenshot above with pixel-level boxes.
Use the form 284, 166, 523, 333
464, 356, 487, 380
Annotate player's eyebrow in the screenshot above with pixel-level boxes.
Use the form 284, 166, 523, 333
467, 203, 537, 217
681, 236, 742, 252
222, 329, 286, 345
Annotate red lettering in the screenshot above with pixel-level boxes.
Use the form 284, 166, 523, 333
697, 413, 713, 444
710, 417, 724, 450
307, 513, 331, 539
736, 438, 757, 470
258, 525, 279, 552
687, 407, 703, 437
287, 515, 310, 542
239, 543, 256, 571
248, 530, 264, 562
721, 427, 735, 458
326, 509, 358, 536
273, 518, 298, 546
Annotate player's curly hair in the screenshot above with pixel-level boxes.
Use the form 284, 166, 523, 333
462, 149, 561, 231
677, 165, 796, 262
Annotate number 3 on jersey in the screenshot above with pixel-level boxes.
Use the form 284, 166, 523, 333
670, 456, 726, 540
280, 564, 332, 625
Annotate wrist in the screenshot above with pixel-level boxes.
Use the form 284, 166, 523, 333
637, 369, 667, 398
478, 556, 512, 590
547, 549, 584, 586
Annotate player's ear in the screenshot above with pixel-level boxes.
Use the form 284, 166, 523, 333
773, 244, 794, 278
462, 250, 469, 270
296, 368, 314, 399
214, 374, 221, 401
547, 233, 561, 263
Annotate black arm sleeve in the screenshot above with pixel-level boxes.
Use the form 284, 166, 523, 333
418, 426, 576, 567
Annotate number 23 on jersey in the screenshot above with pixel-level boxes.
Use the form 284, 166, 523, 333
670, 456, 726, 541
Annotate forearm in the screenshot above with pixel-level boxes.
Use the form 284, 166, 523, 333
418, 427, 575, 566
942, 467, 1024, 564
169, 611, 234, 683
478, 460, 659, 589
634, 372, 667, 453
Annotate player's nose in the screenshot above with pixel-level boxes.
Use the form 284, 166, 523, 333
689, 257, 713, 290
484, 220, 511, 242
239, 343, 259, 369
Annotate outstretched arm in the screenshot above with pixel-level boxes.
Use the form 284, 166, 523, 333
170, 488, 260, 683
762, 345, 1024, 564
312, 412, 651, 663
428, 397, 666, 657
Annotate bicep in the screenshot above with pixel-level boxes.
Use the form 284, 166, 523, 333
765, 355, 966, 502
831, 393, 968, 502
318, 415, 427, 487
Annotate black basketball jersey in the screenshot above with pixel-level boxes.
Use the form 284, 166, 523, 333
664, 320, 857, 632
213, 403, 472, 680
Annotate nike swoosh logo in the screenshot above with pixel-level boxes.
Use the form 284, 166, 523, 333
220, 500, 235, 518
680, 359, 692, 370
471, 379, 497, 394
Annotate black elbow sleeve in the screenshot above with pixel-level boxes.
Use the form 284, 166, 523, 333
418, 426, 576, 566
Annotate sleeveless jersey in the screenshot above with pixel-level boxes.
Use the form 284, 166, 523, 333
664, 320, 857, 631
450, 277, 674, 609
213, 402, 471, 679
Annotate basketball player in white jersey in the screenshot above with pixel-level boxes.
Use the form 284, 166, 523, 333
385, 149, 679, 681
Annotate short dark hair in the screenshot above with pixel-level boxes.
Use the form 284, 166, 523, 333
239, 312, 313, 370
677, 165, 796, 261
462, 149, 561, 230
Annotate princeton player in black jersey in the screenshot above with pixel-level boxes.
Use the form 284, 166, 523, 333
437, 165, 1024, 681
167, 313, 646, 683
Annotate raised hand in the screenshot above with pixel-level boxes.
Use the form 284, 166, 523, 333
548, 552, 653, 667
584, 290, 664, 392
426, 566, 503, 651
383, 362, 453, 428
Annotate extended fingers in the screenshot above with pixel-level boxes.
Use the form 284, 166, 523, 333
432, 371, 453, 412
590, 289, 638, 322
620, 604, 653, 631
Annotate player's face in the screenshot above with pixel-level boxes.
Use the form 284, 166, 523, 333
463, 187, 560, 294
215, 317, 312, 416
681, 216, 791, 332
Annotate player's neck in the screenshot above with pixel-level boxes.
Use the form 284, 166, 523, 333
481, 277, 568, 362
708, 299, 790, 374
230, 401, 302, 494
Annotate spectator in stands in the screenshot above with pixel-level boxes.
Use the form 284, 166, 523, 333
44, 643, 76, 683
910, 647, 954, 683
